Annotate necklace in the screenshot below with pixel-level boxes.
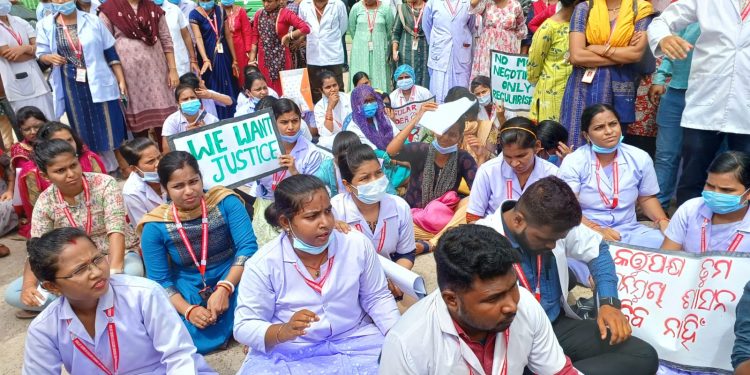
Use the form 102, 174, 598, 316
303, 252, 328, 278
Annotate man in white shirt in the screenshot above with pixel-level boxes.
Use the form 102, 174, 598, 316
380, 224, 580, 375
297, 0, 348, 103
648, 0, 750, 206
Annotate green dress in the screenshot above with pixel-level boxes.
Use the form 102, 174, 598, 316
392, 3, 430, 88
349, 1, 394, 92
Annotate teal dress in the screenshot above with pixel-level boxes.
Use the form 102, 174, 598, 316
141, 195, 258, 354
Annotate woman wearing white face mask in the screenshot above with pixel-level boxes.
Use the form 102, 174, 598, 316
120, 137, 165, 226
389, 64, 432, 108
331, 144, 416, 299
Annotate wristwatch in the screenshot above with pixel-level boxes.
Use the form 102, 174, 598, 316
599, 297, 621, 309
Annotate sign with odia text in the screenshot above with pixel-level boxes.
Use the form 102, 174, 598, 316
392, 96, 436, 142
168, 109, 283, 189
490, 50, 534, 112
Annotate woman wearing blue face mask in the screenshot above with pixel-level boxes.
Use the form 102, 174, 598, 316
234, 174, 399, 374
662, 151, 750, 254
120, 137, 165, 225
558, 103, 669, 248
471, 75, 514, 130
161, 83, 219, 151
388, 64, 432, 109
331, 144, 416, 299
346, 84, 400, 151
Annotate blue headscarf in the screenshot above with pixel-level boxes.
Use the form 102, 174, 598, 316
393, 64, 415, 81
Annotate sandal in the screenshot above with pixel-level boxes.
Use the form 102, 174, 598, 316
0, 244, 8, 258
15, 310, 39, 319
416, 240, 432, 255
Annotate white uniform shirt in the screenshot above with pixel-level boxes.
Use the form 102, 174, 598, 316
161, 109, 220, 137
388, 85, 433, 108
22, 275, 216, 375
313, 91, 352, 148
161, 1, 191, 77
648, 0, 750, 134
379, 288, 577, 375
331, 192, 415, 259
665, 197, 750, 254
234, 87, 280, 117
0, 16, 51, 102
255, 136, 322, 199
122, 172, 165, 226
297, 0, 348, 66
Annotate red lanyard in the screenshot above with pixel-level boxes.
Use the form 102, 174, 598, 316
505, 179, 513, 200
445, 0, 459, 17
58, 177, 92, 235
294, 256, 335, 294
203, 9, 220, 41
272, 170, 288, 191
59, 15, 83, 62
69, 307, 119, 375
0, 22, 22, 46
367, 7, 379, 33
314, 4, 326, 20
410, 5, 424, 35
513, 255, 541, 302
700, 218, 745, 253
464, 330, 510, 375
354, 221, 387, 253
594, 156, 619, 209
172, 198, 209, 282
742, 0, 750, 21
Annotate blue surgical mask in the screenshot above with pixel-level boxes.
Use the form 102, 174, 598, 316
290, 228, 332, 255
0, 2, 11, 16
432, 139, 457, 154
590, 135, 624, 154
168, 0, 180, 4
138, 168, 160, 183
220, 0, 233, 5
56, 0, 77, 15
279, 129, 302, 143
397, 78, 414, 91
153, 0, 164, 5
354, 176, 389, 204
42, 2, 54, 11
180, 99, 202, 116
363, 102, 378, 118
199, 1, 214, 10
477, 93, 492, 106
547, 154, 560, 165
702, 189, 750, 215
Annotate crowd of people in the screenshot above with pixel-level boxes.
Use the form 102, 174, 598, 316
1, 0, 750, 373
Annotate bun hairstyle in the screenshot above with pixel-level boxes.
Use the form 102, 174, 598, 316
337, 144, 379, 183
157, 151, 201, 187
28, 227, 92, 282
264, 175, 328, 229
499, 117, 538, 149
32, 138, 77, 173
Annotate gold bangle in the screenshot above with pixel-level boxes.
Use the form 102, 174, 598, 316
275, 323, 286, 344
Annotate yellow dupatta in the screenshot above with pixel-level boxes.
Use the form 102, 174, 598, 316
585, 0, 653, 47
136, 186, 241, 235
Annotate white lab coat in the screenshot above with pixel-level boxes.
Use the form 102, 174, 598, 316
160, 1, 190, 77
298, 0, 348, 66
122, 172, 165, 226
379, 288, 578, 375
648, 0, 750, 135
476, 209, 603, 320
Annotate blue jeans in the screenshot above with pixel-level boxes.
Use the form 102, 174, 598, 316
654, 88, 686, 210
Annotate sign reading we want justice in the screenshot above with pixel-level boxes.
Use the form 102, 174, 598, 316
168, 109, 284, 188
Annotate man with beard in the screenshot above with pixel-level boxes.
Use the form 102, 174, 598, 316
379, 224, 580, 375
476, 176, 658, 374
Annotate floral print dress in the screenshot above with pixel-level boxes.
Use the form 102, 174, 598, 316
527, 18, 572, 122
469, 0, 526, 80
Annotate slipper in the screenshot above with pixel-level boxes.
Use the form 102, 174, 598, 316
15, 310, 39, 319
0, 244, 8, 258
416, 240, 432, 255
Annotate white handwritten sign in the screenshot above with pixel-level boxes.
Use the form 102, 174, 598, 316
611, 243, 747, 372
490, 50, 534, 112
168, 109, 283, 188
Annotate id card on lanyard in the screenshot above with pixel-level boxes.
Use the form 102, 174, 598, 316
171, 198, 213, 302
59, 15, 87, 82
513, 256, 542, 302
410, 5, 424, 50
367, 7, 379, 51
742, 0, 750, 21
582, 19, 618, 83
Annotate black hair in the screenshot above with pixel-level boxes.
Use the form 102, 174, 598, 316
14, 106, 47, 139
244, 72, 267, 91
470, 75, 492, 92
32, 139, 77, 173
264, 174, 328, 228
256, 96, 279, 111
378, 90, 392, 109
119, 137, 158, 166
499, 117, 538, 149
37, 121, 85, 156
244, 65, 261, 76
317, 69, 337, 83
271, 98, 302, 119
580, 103, 620, 133
516, 176, 582, 231
536, 120, 569, 151
435, 225, 521, 292
332, 131, 362, 161
560, 0, 579, 7
157, 151, 201, 186
174, 83, 197, 102
444, 86, 479, 123
178, 72, 200, 89
708, 151, 750, 188
28, 227, 94, 282
337, 144, 379, 183
352, 71, 370, 86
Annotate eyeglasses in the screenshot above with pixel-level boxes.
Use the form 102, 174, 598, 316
56, 252, 109, 280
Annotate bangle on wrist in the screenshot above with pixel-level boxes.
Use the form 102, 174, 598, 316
217, 280, 235, 294
602, 43, 612, 56
184, 304, 198, 319
275, 323, 286, 344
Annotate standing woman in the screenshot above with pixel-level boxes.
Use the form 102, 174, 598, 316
0, 0, 55, 119
348, 0, 394, 92
191, 0, 238, 119
99, 0, 179, 141
36, 0, 129, 164
527, 0, 575, 123
391, 0, 429, 88
469, 0, 526, 80
560, 0, 653, 148
249, 0, 311, 95
222, 0, 252, 88
422, 0, 475, 103
139, 151, 258, 354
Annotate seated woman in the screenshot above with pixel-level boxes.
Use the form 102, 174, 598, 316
11, 106, 48, 238
179, 72, 234, 120
162, 84, 220, 152
467, 117, 559, 222
386, 87, 478, 254
120, 138, 165, 225
662, 151, 750, 253
389, 64, 432, 108
22, 227, 216, 375
345, 84, 401, 150
316, 131, 362, 197
314, 70, 352, 150
252, 98, 324, 246
351, 71, 371, 89
37, 121, 107, 175
233, 174, 400, 374
470, 75, 514, 130
5, 139, 143, 319
139, 151, 258, 354
536, 119, 572, 166
558, 104, 669, 247
235, 72, 276, 117
331, 144, 416, 299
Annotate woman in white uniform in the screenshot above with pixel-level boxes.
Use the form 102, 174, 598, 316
558, 103, 669, 248
314, 70, 352, 150
662, 151, 750, 254
119, 138, 165, 226
234, 174, 400, 374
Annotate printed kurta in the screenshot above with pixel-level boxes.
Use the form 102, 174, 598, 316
527, 18, 571, 122
469, 0, 526, 80
392, 3, 430, 87
349, 1, 394, 92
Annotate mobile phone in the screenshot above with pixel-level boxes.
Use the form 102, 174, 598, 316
196, 110, 207, 124
120, 94, 129, 108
